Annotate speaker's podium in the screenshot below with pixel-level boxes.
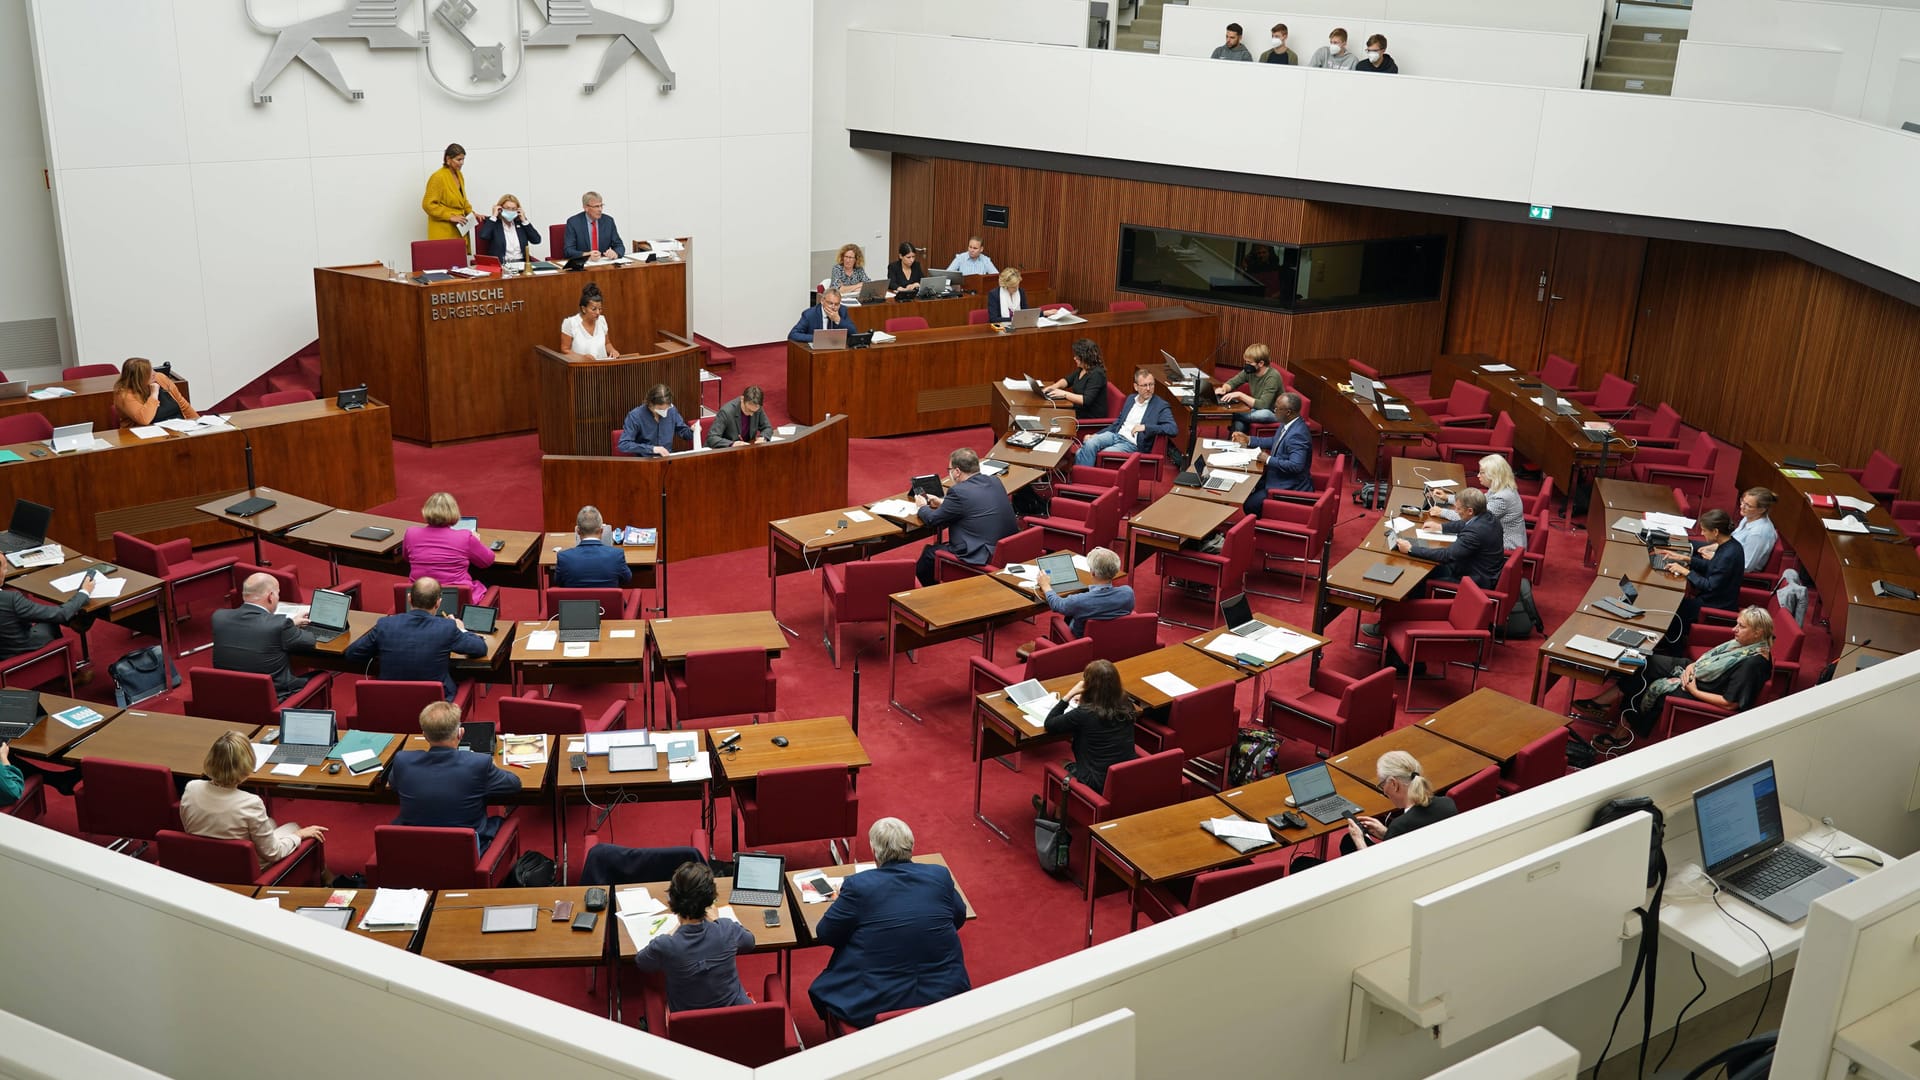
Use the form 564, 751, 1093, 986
535, 337, 706, 455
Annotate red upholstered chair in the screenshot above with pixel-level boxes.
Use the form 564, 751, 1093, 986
1496, 726, 1573, 796
1108, 300, 1147, 313
62, 364, 118, 380
258, 389, 316, 406
1049, 611, 1158, 663
967, 308, 990, 325
658, 973, 799, 1065
1040, 302, 1077, 315
969, 638, 1094, 699
1448, 764, 1501, 811
1742, 537, 1788, 593
1566, 372, 1637, 418
1845, 450, 1903, 502
1535, 353, 1578, 391
185, 668, 327, 726
1690, 596, 1804, 697
1650, 653, 1780, 744
366, 822, 521, 889
1250, 486, 1337, 601
1522, 477, 1556, 519
157, 829, 324, 887
1154, 515, 1255, 626
231, 560, 364, 612
884, 316, 929, 333
1043, 747, 1188, 883
1429, 548, 1526, 641
935, 525, 1045, 585
74, 758, 181, 853
1520, 508, 1552, 584
112, 531, 240, 654
0, 413, 53, 444
1262, 666, 1395, 759
1081, 382, 1126, 434
1348, 360, 1381, 380
1137, 857, 1287, 926
549, 223, 566, 255
392, 581, 476, 615
1611, 402, 1685, 449
733, 763, 859, 862
668, 647, 778, 729
0, 630, 79, 695
1026, 489, 1121, 556
410, 238, 467, 272
1052, 452, 1141, 506
353, 680, 473, 734
823, 558, 920, 669
1630, 433, 1724, 511
1380, 578, 1495, 712
1135, 679, 1241, 786
544, 586, 641, 621
5, 774, 46, 821
498, 692, 625, 736
1411, 383, 1492, 428
1427, 413, 1515, 469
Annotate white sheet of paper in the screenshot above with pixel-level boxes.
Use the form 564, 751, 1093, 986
1001, 378, 1028, 390
250, 743, 276, 772
1143, 671, 1198, 698
1823, 516, 1869, 534
609, 629, 636, 638
359, 888, 430, 931
1257, 628, 1318, 655
1644, 511, 1696, 532
668, 754, 713, 782
1424, 479, 1459, 489
1415, 530, 1451, 543
128, 425, 166, 439
869, 499, 920, 519
1071, 554, 1091, 572
340, 749, 377, 769
845, 509, 872, 522
1209, 817, 1275, 843
1481, 363, 1516, 372
51, 571, 125, 598
156, 418, 200, 433
1208, 450, 1258, 469
1835, 495, 1876, 513
28, 387, 73, 400
1199, 438, 1238, 452
271, 763, 306, 777
1037, 439, 1066, 454
1387, 516, 1417, 533
567, 739, 586, 753
563, 641, 591, 657
525, 630, 558, 651
616, 887, 666, 916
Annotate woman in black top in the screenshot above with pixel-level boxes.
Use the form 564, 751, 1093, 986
1042, 659, 1136, 798
887, 241, 925, 295
1349, 750, 1457, 848
1042, 338, 1111, 422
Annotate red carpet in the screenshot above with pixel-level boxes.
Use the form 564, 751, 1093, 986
23, 343, 1814, 1045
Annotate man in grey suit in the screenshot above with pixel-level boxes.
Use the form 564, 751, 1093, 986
913, 448, 1019, 585
705, 385, 774, 448
211, 573, 315, 699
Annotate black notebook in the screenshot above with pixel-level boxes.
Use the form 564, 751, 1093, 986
1361, 564, 1404, 584
1782, 456, 1819, 470
1607, 626, 1649, 648
1873, 580, 1919, 601
225, 496, 277, 518
350, 525, 393, 542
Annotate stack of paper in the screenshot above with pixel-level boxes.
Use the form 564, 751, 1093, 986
6, 544, 64, 569
869, 331, 896, 344
1415, 529, 1451, 543
1208, 449, 1258, 470
1835, 495, 1876, 513
869, 499, 920, 519
1823, 516, 1869, 534
1142, 672, 1198, 698
1204, 633, 1285, 665
1036, 439, 1066, 454
1256, 626, 1319, 655
50, 570, 125, 598
1481, 363, 1517, 373
1202, 817, 1274, 852
668, 753, 713, 783
1014, 694, 1060, 728
127, 425, 166, 440
1000, 377, 1029, 390
359, 888, 429, 932
502, 734, 546, 766
616, 886, 666, 916
1199, 438, 1239, 452
649, 239, 685, 252
563, 641, 591, 657
1643, 511, 1696, 533
28, 387, 73, 400
1208, 469, 1252, 485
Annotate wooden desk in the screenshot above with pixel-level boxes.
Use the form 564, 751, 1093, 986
1087, 795, 1274, 945
6, 554, 172, 662
510, 619, 648, 697
194, 487, 334, 551
0, 373, 187, 430
539, 532, 661, 593
398, 733, 550, 798
1328, 725, 1496, 793
787, 307, 1217, 438
245, 726, 409, 797
1168, 468, 1263, 509
708, 716, 868, 786
1585, 477, 1686, 565
648, 611, 787, 662
535, 341, 704, 455
784, 854, 976, 942
1574, 577, 1684, 629
989, 380, 1082, 441
316, 249, 689, 445
1416, 688, 1567, 764
280, 508, 411, 573
419, 886, 606, 969
1533, 612, 1656, 708
1182, 613, 1329, 703
1110, 644, 1249, 710
886, 575, 1044, 717
614, 878, 798, 959
1214, 771, 1394, 843
1288, 355, 1439, 479
843, 277, 1053, 334
62, 709, 260, 776
987, 548, 1129, 597
303, 609, 516, 683
2, 696, 121, 760
1598, 540, 1689, 593
541, 415, 851, 561
766, 508, 905, 628
551, 732, 710, 876
1431, 353, 1634, 511
971, 672, 1079, 840
254, 885, 422, 949
987, 433, 1075, 474
1316, 544, 1436, 635
1124, 492, 1237, 571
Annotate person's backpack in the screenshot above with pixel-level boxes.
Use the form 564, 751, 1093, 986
1034, 814, 1071, 875
1504, 578, 1545, 639
109, 645, 179, 707
1226, 728, 1283, 787
1353, 481, 1387, 509
508, 850, 557, 888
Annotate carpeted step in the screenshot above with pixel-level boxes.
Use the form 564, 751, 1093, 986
1606, 39, 1681, 61
1599, 55, 1678, 77
1591, 71, 1674, 95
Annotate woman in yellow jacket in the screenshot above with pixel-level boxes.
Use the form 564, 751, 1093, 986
422, 142, 474, 246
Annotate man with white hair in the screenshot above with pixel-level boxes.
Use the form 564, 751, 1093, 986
808, 817, 971, 1029
1034, 546, 1134, 638
210, 571, 315, 699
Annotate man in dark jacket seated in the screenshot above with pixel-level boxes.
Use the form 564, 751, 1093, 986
912, 449, 1019, 586
1362, 488, 1504, 638
386, 700, 523, 851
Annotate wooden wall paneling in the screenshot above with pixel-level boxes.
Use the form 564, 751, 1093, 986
890, 155, 934, 252
1540, 231, 1647, 388
1442, 219, 1555, 366
1288, 301, 1450, 377
1298, 201, 1454, 245
1789, 273, 1920, 498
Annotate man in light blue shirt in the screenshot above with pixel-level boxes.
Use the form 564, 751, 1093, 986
1720, 487, 1779, 574
946, 236, 998, 276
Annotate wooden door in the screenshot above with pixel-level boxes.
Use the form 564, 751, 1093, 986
1539, 231, 1647, 388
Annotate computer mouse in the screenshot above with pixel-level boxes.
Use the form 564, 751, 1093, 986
326, 762, 341, 775
771, 736, 789, 748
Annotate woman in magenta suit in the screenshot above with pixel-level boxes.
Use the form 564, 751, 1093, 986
402, 492, 496, 604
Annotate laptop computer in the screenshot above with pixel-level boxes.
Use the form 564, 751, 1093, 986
557, 598, 602, 643
1286, 762, 1365, 825
48, 423, 93, 454
336, 385, 369, 410
1692, 759, 1856, 923
459, 720, 495, 755
461, 604, 498, 634
268, 709, 338, 767
305, 588, 352, 643
1008, 307, 1043, 329
0, 499, 53, 554
1349, 372, 1380, 403
855, 279, 888, 303
1160, 349, 1201, 384
729, 852, 788, 906
0, 380, 26, 399
0, 688, 40, 741
1034, 552, 1087, 596
1173, 453, 1206, 488
1539, 385, 1580, 416
1220, 593, 1266, 638
812, 329, 848, 350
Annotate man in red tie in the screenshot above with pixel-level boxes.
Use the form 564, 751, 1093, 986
564, 190, 625, 260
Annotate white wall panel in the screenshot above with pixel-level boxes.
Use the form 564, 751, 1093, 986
33, 1, 189, 170
1796, 117, 1920, 288
881, 36, 1093, 156
813, 3, 900, 254
1300, 73, 1542, 200
58, 165, 207, 368
1887, 55, 1920, 127
1682, 0, 1883, 116
191, 159, 319, 395
722, 0, 813, 138
1674, 42, 1845, 108
307, 152, 436, 275
1086, 52, 1299, 174
627, 137, 725, 337
1860, 9, 1920, 126
717, 133, 812, 347
617, 3, 722, 145
172, 1, 310, 164
297, 40, 426, 161
526, 142, 634, 252
929, 0, 1093, 45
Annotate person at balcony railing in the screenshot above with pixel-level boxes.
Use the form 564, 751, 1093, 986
1356, 34, 1398, 74
1260, 23, 1295, 65
1210, 22, 1252, 61
1308, 28, 1359, 71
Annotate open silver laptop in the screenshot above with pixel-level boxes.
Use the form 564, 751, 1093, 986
48, 423, 94, 453
855, 279, 888, 303
919, 270, 957, 296
1009, 307, 1043, 329
1693, 759, 1856, 923
0, 381, 25, 400
812, 329, 848, 350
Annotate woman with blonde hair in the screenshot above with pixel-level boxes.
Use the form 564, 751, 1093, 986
179, 731, 326, 868
476, 192, 540, 265
987, 266, 1027, 323
1347, 750, 1458, 849
401, 491, 496, 604
112, 357, 198, 427
828, 243, 870, 289
1439, 452, 1526, 550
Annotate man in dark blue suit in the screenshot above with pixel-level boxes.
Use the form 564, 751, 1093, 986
562, 191, 624, 259
787, 287, 849, 343
913, 449, 1019, 585
1391, 488, 1505, 589
809, 817, 970, 1029
342, 578, 486, 700
1074, 368, 1180, 467
1036, 546, 1134, 638
1236, 391, 1313, 516
386, 700, 523, 851
553, 505, 631, 589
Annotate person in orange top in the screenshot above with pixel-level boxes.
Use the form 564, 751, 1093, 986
112, 357, 198, 427
422, 142, 475, 247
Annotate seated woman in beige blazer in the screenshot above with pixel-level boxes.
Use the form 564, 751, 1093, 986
179, 731, 327, 868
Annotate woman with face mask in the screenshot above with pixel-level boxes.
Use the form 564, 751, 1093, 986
1356, 33, 1398, 74
476, 193, 542, 266
618, 382, 694, 457
1260, 23, 1295, 65
560, 284, 619, 362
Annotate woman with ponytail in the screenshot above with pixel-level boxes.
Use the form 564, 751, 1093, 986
1348, 750, 1458, 849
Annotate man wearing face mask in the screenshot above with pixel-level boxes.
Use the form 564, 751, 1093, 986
618, 383, 693, 457
1217, 344, 1284, 434
1259, 23, 1295, 65
1308, 28, 1359, 70
1210, 23, 1252, 61
1356, 33, 1398, 73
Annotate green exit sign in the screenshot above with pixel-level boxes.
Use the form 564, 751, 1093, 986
1528, 204, 1555, 221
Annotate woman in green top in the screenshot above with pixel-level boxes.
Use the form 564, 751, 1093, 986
0, 741, 24, 805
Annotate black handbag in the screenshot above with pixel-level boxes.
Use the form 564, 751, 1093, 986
109, 645, 179, 707
508, 850, 557, 888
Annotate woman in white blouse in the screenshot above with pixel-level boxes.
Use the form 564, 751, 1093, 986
179, 731, 326, 869
560, 283, 618, 361
987, 267, 1027, 323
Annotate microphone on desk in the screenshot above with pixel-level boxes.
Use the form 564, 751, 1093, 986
1817, 638, 1873, 686
718, 731, 742, 752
